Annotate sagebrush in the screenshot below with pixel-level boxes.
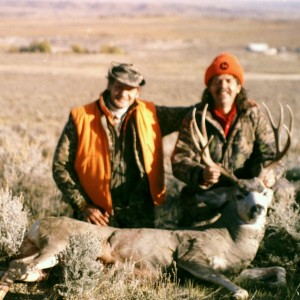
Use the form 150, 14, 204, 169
0, 187, 27, 259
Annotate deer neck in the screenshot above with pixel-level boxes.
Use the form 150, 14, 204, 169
216, 201, 266, 244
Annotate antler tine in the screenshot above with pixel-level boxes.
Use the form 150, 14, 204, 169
262, 102, 282, 152
201, 103, 209, 143
191, 107, 208, 149
191, 107, 214, 166
286, 104, 294, 136
262, 102, 293, 170
274, 104, 293, 161
190, 109, 203, 155
191, 104, 239, 184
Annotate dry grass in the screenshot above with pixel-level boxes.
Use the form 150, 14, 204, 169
0, 14, 300, 299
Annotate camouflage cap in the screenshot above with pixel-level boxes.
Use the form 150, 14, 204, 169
108, 62, 146, 87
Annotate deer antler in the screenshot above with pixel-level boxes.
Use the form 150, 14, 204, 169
260, 102, 293, 174
190, 102, 293, 186
190, 104, 239, 184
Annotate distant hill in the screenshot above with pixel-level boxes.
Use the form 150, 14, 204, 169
0, 0, 299, 20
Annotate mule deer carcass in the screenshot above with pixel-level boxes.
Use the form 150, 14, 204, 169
0, 103, 292, 300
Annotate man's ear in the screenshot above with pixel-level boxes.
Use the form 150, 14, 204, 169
107, 77, 115, 91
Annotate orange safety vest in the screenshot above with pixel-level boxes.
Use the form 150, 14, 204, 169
71, 97, 166, 215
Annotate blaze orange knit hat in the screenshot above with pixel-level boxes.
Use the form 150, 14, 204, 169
204, 52, 244, 86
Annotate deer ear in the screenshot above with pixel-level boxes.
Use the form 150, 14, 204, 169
195, 188, 229, 208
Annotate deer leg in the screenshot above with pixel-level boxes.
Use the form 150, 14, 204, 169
0, 253, 40, 300
0, 285, 9, 300
0, 252, 49, 283
0, 271, 9, 300
0, 250, 60, 300
237, 266, 286, 286
177, 260, 249, 300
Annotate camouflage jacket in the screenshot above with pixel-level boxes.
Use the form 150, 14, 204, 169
52, 91, 190, 228
171, 99, 285, 191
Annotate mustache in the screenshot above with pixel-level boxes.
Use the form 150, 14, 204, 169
216, 88, 229, 94
115, 95, 128, 100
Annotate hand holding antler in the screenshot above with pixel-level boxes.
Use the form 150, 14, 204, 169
190, 102, 293, 189
190, 105, 221, 186
202, 166, 221, 185
190, 104, 239, 186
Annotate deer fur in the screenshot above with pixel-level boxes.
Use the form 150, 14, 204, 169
0, 182, 286, 300
0, 103, 291, 299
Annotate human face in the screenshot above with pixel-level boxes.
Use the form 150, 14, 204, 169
208, 74, 241, 113
108, 80, 140, 110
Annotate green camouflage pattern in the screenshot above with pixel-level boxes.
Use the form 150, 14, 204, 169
171, 97, 285, 226
172, 100, 284, 188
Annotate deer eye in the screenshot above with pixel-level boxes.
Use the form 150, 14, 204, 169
263, 190, 269, 197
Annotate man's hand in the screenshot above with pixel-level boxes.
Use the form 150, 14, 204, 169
83, 204, 110, 226
260, 169, 276, 188
202, 165, 221, 185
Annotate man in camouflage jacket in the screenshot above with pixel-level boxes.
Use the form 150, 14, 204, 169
53, 62, 190, 228
171, 52, 285, 226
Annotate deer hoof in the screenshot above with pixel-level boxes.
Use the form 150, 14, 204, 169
233, 289, 249, 300
21, 269, 48, 282
269, 266, 287, 287
276, 267, 287, 286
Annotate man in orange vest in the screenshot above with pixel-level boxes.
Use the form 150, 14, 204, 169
53, 62, 190, 228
